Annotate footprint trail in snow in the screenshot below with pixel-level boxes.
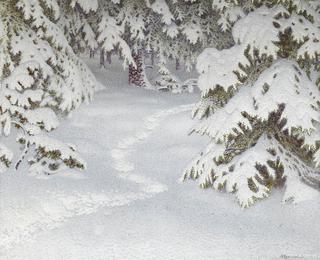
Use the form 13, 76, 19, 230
0, 103, 194, 251
111, 103, 195, 197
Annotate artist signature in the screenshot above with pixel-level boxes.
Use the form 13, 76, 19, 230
280, 254, 320, 259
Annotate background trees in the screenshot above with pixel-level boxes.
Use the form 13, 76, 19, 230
0, 0, 319, 207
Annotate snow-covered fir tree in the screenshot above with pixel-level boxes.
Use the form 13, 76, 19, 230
96, 0, 135, 69
95, 0, 180, 89
57, 0, 98, 55
184, 0, 320, 207
2, 0, 319, 198
170, 0, 228, 69
120, 0, 153, 87
93, 0, 152, 86
0, 0, 96, 175
63, 0, 220, 92
149, 0, 234, 92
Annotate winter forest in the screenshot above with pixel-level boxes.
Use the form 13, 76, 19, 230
0, 0, 320, 259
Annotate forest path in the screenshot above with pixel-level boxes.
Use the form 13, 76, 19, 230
1, 60, 206, 257
1, 59, 320, 260
110, 103, 194, 198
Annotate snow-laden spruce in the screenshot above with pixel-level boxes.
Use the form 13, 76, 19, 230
88, 0, 219, 92
0, 0, 96, 175
58, 0, 225, 93
97, 11, 134, 68
184, 1, 320, 207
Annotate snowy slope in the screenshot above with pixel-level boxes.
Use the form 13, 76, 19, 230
1, 58, 320, 260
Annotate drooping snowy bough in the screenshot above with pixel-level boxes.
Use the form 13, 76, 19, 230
184, 1, 320, 207
0, 0, 96, 175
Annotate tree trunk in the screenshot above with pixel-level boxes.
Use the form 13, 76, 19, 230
106, 51, 112, 64
175, 58, 180, 71
128, 49, 150, 87
90, 49, 95, 58
151, 50, 155, 66
100, 49, 105, 68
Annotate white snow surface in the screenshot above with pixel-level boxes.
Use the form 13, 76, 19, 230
1, 58, 320, 260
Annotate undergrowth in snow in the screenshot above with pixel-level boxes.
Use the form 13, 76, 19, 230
1, 58, 319, 260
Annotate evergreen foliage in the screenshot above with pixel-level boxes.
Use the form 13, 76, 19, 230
0, 0, 95, 174
1, 0, 319, 208
184, 0, 320, 207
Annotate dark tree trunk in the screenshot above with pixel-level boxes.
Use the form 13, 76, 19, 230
106, 51, 112, 64
100, 49, 105, 68
176, 58, 180, 71
129, 49, 148, 87
151, 50, 155, 66
90, 49, 95, 58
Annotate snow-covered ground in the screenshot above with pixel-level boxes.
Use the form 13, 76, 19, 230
1, 58, 320, 260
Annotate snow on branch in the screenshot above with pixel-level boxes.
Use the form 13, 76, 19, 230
184, 134, 320, 208
0, 143, 13, 173
150, 0, 174, 25
195, 60, 320, 144
70, 0, 98, 14
17, 134, 86, 175
97, 14, 135, 67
